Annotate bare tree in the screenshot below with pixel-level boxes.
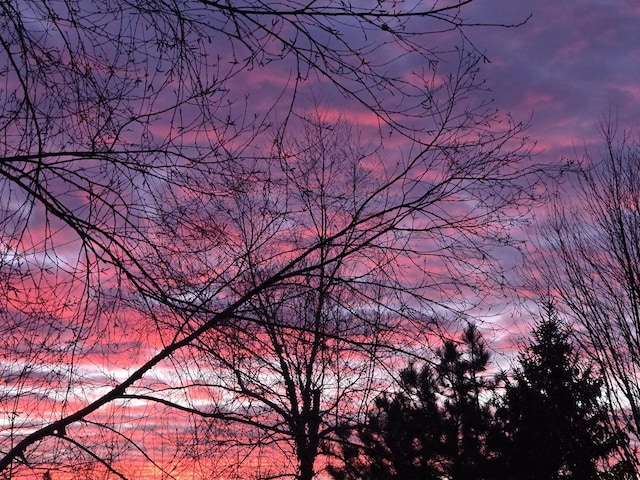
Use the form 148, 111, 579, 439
155, 116, 418, 480
0, 1, 544, 478
531, 120, 640, 467
117, 106, 543, 479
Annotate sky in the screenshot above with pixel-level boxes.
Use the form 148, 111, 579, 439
471, 1, 640, 163
2, 1, 640, 478
465, 0, 640, 339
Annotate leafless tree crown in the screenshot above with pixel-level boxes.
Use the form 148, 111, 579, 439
0, 1, 545, 477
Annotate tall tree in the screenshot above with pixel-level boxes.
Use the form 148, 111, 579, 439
436, 324, 494, 480
328, 323, 494, 480
0, 1, 549, 477
532, 120, 640, 466
495, 303, 625, 480
326, 362, 446, 480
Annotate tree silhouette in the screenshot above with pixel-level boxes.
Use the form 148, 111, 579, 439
0, 1, 549, 477
326, 362, 446, 480
436, 324, 494, 480
328, 313, 632, 480
328, 324, 495, 480
495, 303, 626, 480
533, 121, 640, 468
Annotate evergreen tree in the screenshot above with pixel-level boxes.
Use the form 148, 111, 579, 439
327, 324, 495, 480
436, 324, 493, 480
326, 362, 446, 480
495, 303, 624, 480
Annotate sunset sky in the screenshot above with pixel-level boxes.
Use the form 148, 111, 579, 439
2, 1, 640, 479
471, 1, 639, 164
467, 0, 640, 342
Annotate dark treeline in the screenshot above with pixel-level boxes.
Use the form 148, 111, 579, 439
325, 303, 636, 480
